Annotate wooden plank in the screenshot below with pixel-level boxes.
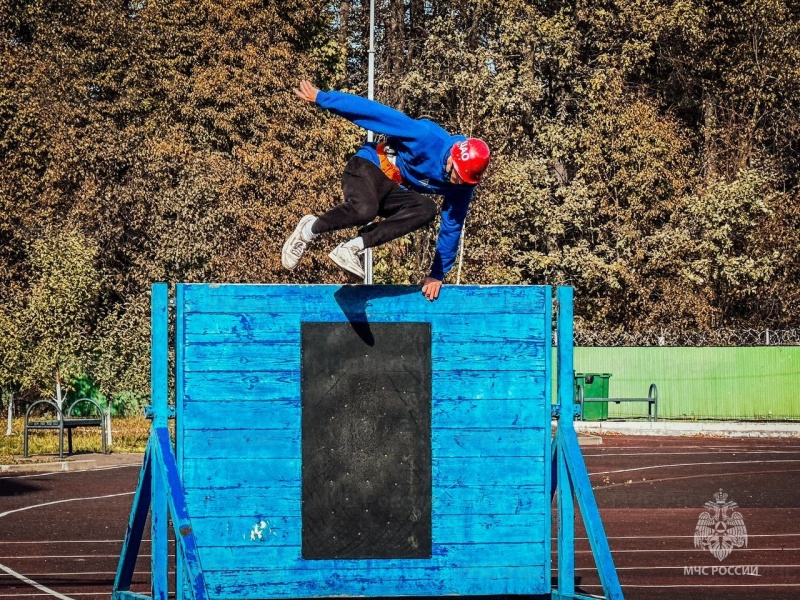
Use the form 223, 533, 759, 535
182, 340, 546, 373
556, 429, 575, 599
182, 429, 299, 459
194, 541, 547, 572
433, 428, 547, 457
556, 287, 576, 600
151, 284, 170, 598
188, 512, 548, 546
151, 284, 169, 427
152, 445, 168, 598
181, 427, 546, 461
176, 284, 187, 600
184, 484, 546, 518
181, 458, 299, 489
112, 442, 152, 594
181, 456, 545, 490
181, 490, 548, 522
181, 371, 299, 402
181, 284, 548, 316
180, 398, 548, 432
560, 426, 624, 600
150, 284, 171, 600
543, 285, 553, 582
153, 427, 209, 600
202, 565, 548, 598
181, 370, 546, 402
183, 313, 548, 345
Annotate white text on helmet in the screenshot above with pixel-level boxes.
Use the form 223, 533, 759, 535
457, 140, 470, 162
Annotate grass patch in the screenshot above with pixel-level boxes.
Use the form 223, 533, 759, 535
0, 416, 150, 462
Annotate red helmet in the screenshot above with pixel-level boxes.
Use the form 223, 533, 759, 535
450, 138, 491, 185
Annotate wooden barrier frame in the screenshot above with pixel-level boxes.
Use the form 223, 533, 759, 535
112, 284, 623, 600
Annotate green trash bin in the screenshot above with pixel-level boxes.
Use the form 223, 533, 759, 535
575, 373, 612, 421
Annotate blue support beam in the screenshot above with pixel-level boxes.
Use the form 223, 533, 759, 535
560, 426, 624, 600
556, 429, 575, 599
555, 287, 575, 599
113, 284, 208, 600
553, 286, 625, 600
112, 428, 209, 600
175, 283, 187, 600
153, 426, 209, 600
543, 286, 554, 582
150, 283, 169, 599
556, 286, 575, 430
112, 441, 153, 594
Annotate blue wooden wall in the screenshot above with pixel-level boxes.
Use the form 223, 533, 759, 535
176, 284, 553, 599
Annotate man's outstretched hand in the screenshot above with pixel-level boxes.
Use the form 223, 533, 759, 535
422, 277, 442, 302
293, 80, 320, 103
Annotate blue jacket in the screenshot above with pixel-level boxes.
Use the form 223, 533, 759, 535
316, 90, 474, 280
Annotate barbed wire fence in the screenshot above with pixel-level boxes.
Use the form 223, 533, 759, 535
571, 328, 800, 347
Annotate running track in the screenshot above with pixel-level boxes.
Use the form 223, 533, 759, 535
1, 435, 798, 599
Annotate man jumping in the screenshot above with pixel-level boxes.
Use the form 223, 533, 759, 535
283, 80, 490, 301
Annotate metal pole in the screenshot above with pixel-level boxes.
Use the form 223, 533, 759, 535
456, 216, 466, 285
364, 0, 375, 284
367, 0, 375, 133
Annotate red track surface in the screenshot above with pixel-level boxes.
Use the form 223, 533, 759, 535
1, 435, 799, 599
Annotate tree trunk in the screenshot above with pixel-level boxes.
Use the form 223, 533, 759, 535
703, 91, 719, 184
388, 0, 406, 109
338, 0, 351, 58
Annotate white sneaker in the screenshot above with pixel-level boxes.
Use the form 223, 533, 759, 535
328, 243, 365, 280
281, 215, 316, 270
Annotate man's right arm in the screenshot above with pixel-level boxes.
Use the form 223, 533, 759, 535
314, 89, 427, 141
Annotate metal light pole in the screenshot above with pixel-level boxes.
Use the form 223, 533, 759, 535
364, 0, 375, 284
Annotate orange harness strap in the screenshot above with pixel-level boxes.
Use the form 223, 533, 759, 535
376, 143, 403, 185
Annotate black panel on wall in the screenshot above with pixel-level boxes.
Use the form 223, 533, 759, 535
301, 322, 432, 560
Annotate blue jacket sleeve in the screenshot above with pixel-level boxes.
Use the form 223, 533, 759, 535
316, 90, 429, 141
429, 191, 472, 280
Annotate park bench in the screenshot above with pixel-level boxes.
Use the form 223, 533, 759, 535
24, 397, 108, 458
576, 382, 659, 421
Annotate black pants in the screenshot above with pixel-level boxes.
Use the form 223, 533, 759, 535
311, 156, 438, 248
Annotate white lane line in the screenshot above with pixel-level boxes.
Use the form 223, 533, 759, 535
573, 547, 800, 554
590, 459, 800, 475
0, 491, 136, 599
580, 584, 800, 588
590, 443, 800, 447
0, 594, 116, 598
0, 592, 114, 600
0, 540, 145, 544
0, 562, 75, 600
0, 555, 151, 559
584, 450, 800, 457
586, 444, 800, 449
0, 464, 140, 480
551, 564, 800, 571
0, 570, 159, 576
0, 492, 133, 519
553, 533, 800, 540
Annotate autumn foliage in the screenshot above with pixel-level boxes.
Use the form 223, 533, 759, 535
1, 0, 799, 401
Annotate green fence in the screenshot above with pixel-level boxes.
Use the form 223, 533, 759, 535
564, 347, 800, 421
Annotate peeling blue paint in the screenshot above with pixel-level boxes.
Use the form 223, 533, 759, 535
112, 284, 623, 600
